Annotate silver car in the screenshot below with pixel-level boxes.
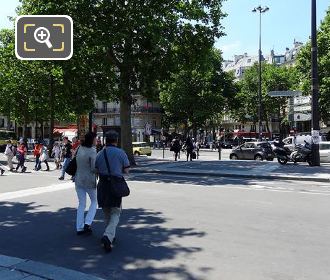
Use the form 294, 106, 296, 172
230, 142, 274, 161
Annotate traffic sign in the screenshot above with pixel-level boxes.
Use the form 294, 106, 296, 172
268, 91, 302, 97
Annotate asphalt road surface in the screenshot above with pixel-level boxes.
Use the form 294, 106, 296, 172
149, 148, 232, 161
1, 156, 330, 280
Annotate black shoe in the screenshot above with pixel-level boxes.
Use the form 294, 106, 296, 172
101, 236, 112, 252
22, 167, 27, 173
58, 176, 64, 180
77, 230, 85, 236
84, 224, 92, 235
0, 169, 4, 176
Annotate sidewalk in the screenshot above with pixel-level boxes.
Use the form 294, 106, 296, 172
0, 255, 104, 280
132, 158, 330, 182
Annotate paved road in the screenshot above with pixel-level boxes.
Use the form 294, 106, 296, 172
148, 148, 232, 161
1, 160, 330, 280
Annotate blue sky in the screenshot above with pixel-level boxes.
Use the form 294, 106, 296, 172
1, 0, 329, 60
216, 0, 329, 59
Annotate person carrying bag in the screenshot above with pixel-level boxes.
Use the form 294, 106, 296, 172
95, 130, 130, 252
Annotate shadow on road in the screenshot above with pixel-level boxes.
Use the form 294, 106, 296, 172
0, 201, 209, 280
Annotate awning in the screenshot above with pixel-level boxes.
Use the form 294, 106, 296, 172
53, 128, 77, 134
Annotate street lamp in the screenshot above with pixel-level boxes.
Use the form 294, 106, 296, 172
310, 0, 320, 166
252, 5, 269, 141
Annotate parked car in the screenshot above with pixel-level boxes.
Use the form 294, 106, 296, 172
220, 141, 233, 149
283, 135, 326, 152
132, 142, 152, 156
319, 141, 330, 163
230, 141, 274, 161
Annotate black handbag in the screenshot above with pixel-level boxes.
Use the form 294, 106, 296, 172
65, 147, 79, 176
102, 149, 130, 198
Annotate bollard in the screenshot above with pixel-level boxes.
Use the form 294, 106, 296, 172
218, 145, 221, 160
163, 142, 165, 159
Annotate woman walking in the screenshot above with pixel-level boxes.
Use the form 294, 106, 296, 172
74, 132, 97, 235
52, 142, 62, 169
4, 140, 16, 171
185, 137, 194, 161
38, 143, 50, 171
16, 139, 27, 173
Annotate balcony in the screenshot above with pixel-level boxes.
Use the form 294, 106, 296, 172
94, 107, 163, 114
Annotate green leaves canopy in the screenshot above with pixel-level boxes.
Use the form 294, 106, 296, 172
296, 7, 330, 123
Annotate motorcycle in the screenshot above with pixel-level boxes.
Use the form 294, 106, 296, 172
290, 141, 312, 166
274, 140, 312, 165
273, 145, 292, 165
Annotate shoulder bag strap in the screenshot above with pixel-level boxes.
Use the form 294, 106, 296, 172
103, 148, 111, 175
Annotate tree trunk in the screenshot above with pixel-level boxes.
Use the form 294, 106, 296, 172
119, 68, 135, 166
120, 93, 135, 166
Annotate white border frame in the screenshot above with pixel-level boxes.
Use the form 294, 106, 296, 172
15, 15, 73, 60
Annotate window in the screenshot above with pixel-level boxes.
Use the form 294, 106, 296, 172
250, 125, 256, 132
102, 102, 108, 112
102, 118, 107, 126
0, 118, 4, 128
320, 144, 330, 150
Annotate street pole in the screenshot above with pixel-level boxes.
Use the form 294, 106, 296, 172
253, 6, 269, 141
311, 0, 320, 166
88, 110, 93, 132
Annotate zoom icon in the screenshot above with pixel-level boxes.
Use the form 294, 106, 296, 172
15, 15, 73, 60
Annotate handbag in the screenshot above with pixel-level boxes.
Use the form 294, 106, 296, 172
102, 148, 130, 198
65, 147, 79, 176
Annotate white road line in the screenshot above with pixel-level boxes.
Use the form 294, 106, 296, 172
128, 180, 330, 196
0, 182, 74, 201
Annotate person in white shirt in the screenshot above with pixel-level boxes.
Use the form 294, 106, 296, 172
52, 142, 62, 169
74, 132, 97, 235
4, 140, 16, 172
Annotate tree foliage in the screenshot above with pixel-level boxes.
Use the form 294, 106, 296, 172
159, 49, 236, 134
296, 7, 330, 123
230, 63, 299, 132
15, 0, 227, 163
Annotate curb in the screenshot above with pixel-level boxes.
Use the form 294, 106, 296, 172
0, 255, 104, 280
130, 168, 330, 183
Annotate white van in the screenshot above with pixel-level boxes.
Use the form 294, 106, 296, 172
283, 135, 325, 151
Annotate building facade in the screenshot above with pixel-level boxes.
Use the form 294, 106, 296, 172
93, 95, 163, 142
222, 40, 307, 138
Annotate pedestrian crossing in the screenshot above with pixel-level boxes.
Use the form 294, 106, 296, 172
0, 161, 58, 176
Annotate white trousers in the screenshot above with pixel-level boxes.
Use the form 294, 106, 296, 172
6, 155, 14, 170
103, 207, 121, 242
75, 185, 97, 231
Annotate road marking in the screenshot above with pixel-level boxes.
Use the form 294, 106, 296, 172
0, 182, 74, 200
128, 177, 330, 196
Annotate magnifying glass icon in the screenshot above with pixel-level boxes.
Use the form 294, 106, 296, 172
34, 27, 53, 49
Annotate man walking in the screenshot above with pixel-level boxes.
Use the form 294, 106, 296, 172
95, 130, 130, 252
58, 137, 72, 180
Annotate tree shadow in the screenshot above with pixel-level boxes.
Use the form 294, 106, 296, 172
0, 201, 209, 280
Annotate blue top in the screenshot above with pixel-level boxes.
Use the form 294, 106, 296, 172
95, 145, 130, 177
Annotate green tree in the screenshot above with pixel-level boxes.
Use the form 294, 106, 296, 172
230, 63, 298, 135
296, 7, 330, 123
19, 0, 226, 164
159, 49, 235, 135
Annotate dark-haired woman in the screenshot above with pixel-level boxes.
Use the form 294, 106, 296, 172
75, 132, 97, 235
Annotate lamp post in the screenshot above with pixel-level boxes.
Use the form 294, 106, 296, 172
310, 0, 320, 166
252, 5, 269, 141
